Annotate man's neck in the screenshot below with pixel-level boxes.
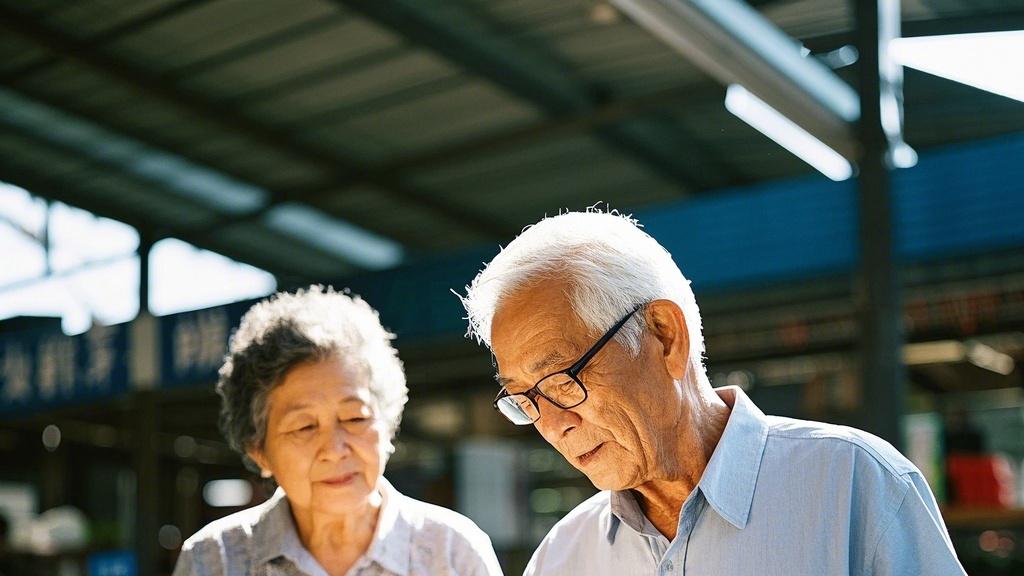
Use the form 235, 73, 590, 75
632, 388, 731, 540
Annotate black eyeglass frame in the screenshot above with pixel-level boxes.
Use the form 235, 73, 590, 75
492, 303, 646, 424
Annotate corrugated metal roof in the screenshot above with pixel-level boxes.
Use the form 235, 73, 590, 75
0, 0, 1021, 281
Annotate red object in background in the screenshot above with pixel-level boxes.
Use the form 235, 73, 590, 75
946, 453, 1017, 508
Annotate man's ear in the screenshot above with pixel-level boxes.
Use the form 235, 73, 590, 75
645, 299, 689, 380
247, 447, 273, 479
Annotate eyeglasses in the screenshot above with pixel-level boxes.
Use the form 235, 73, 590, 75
493, 303, 645, 425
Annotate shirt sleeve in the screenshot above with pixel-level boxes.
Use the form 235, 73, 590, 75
870, 472, 966, 576
522, 533, 552, 576
170, 546, 196, 576
451, 525, 504, 576
170, 536, 228, 576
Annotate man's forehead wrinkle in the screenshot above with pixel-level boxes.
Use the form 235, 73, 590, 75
491, 278, 589, 382
499, 303, 569, 346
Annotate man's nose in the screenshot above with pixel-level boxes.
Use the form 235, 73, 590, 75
535, 395, 580, 440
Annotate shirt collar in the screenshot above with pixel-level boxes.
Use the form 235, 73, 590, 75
362, 477, 412, 575
696, 386, 769, 529
251, 487, 325, 574
606, 385, 768, 540
251, 478, 412, 575
608, 490, 662, 543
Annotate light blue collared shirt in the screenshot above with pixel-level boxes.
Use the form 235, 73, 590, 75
525, 386, 966, 576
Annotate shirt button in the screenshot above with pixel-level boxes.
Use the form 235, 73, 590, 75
664, 561, 674, 572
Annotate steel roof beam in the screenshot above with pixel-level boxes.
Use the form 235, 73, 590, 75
0, 0, 215, 85
0, 103, 362, 277
0, 83, 426, 250
0, 5, 512, 242
335, 0, 729, 193
0, 112, 369, 276
196, 83, 747, 230
383, 84, 726, 175
289, 80, 758, 200
337, 7, 1024, 183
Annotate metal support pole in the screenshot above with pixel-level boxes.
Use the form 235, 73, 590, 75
134, 235, 159, 576
855, 0, 906, 451
139, 234, 151, 315
42, 199, 51, 276
40, 433, 66, 510
134, 391, 159, 576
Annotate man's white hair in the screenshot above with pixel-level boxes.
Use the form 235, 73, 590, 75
460, 208, 706, 377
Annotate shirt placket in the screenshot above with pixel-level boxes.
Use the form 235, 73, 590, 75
646, 534, 670, 566
661, 493, 706, 576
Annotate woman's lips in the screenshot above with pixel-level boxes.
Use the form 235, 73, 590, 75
576, 443, 606, 466
319, 472, 358, 486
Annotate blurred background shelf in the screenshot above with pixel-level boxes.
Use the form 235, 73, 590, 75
944, 508, 1024, 530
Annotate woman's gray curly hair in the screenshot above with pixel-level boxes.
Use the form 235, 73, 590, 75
216, 285, 408, 471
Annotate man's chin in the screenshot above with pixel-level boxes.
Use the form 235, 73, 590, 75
583, 469, 634, 492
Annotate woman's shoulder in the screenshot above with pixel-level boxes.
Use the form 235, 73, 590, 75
174, 490, 294, 575
392, 492, 502, 575
183, 507, 261, 548
180, 506, 260, 561
173, 502, 277, 576
395, 493, 488, 542
180, 493, 283, 555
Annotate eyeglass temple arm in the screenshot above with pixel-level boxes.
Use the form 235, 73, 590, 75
568, 303, 644, 373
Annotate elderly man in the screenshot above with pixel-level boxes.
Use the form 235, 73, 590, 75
460, 210, 965, 575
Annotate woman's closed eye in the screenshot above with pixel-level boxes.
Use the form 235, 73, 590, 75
288, 423, 317, 436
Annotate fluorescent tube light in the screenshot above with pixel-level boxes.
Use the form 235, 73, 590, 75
965, 342, 1015, 376
265, 203, 403, 270
0, 89, 404, 271
725, 84, 853, 181
610, 0, 859, 158
902, 340, 1015, 376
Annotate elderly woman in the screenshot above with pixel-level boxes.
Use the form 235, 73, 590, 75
173, 287, 502, 576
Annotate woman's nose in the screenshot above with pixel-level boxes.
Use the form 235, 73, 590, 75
318, 423, 353, 460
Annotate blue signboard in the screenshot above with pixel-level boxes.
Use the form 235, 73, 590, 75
158, 299, 256, 389
0, 323, 129, 415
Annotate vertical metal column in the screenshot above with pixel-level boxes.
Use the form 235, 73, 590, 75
855, 0, 906, 451
40, 437, 66, 510
139, 236, 151, 315
134, 236, 160, 576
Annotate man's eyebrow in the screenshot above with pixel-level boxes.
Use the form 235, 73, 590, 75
530, 350, 575, 374
494, 348, 580, 389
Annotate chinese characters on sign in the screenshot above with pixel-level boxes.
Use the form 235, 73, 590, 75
0, 299, 256, 414
0, 323, 128, 414
172, 308, 229, 378
159, 300, 252, 389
